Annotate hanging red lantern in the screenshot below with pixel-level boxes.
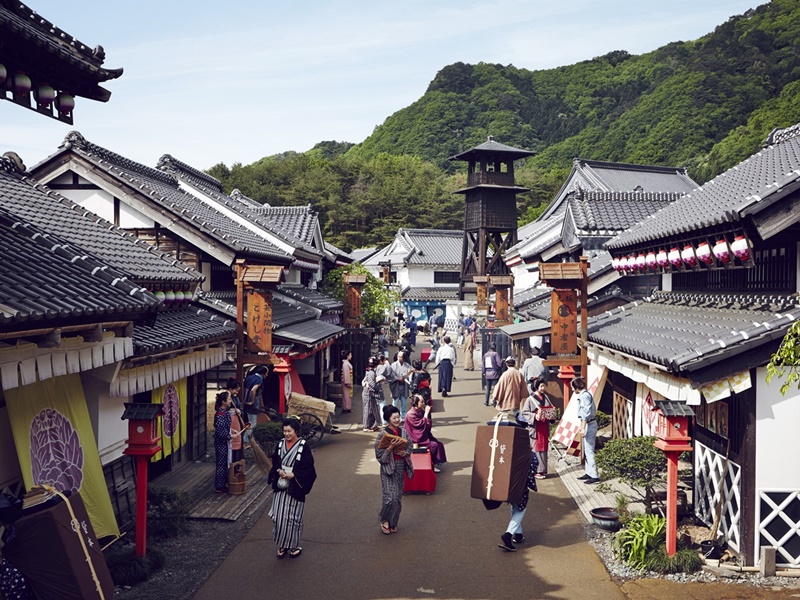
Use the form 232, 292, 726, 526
56, 93, 75, 114
713, 239, 730, 263
35, 83, 56, 106
731, 235, 750, 262
13, 72, 31, 96
0, 64, 7, 85
696, 242, 713, 265
656, 249, 668, 268
645, 251, 657, 270
681, 245, 697, 267
668, 247, 682, 268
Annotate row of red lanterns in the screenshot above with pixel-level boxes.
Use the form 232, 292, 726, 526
612, 235, 752, 274
0, 64, 75, 113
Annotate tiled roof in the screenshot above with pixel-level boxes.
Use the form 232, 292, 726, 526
512, 286, 551, 309
132, 307, 236, 355
39, 133, 292, 264
567, 191, 682, 235
608, 122, 800, 250
157, 155, 322, 261
517, 286, 628, 322
401, 287, 459, 301
277, 285, 343, 313
351, 247, 380, 262
0, 0, 123, 99
403, 229, 462, 266
587, 292, 800, 373
254, 205, 318, 247
121, 403, 163, 421
0, 202, 157, 329
542, 158, 698, 223
273, 319, 344, 347
516, 215, 565, 262
451, 137, 535, 162
0, 166, 200, 286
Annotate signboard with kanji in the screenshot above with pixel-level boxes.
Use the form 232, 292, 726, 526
551, 288, 577, 355
247, 290, 272, 352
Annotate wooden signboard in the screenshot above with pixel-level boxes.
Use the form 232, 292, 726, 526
551, 288, 578, 355
247, 290, 272, 352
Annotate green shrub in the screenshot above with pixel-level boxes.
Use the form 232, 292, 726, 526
106, 546, 165, 586
644, 545, 702, 574
253, 421, 283, 446
147, 487, 190, 538
612, 514, 666, 569
595, 409, 611, 429
615, 493, 633, 525
596, 436, 666, 508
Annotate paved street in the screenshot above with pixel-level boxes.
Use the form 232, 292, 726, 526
193, 362, 798, 600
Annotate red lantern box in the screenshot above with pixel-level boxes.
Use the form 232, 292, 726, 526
122, 403, 164, 452
653, 401, 693, 451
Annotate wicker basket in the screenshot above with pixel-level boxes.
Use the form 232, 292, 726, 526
228, 460, 246, 495
287, 393, 335, 425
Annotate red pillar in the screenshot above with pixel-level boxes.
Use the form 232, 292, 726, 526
275, 359, 291, 414
665, 450, 680, 556
558, 364, 575, 411
135, 455, 149, 557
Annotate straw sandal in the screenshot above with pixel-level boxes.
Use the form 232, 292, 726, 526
380, 522, 391, 535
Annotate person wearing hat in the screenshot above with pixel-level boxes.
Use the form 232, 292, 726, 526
492, 356, 528, 414
481, 342, 503, 406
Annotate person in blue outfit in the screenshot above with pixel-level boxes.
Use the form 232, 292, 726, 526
407, 316, 418, 347
481, 342, 503, 406
573, 377, 599, 484
243, 365, 268, 446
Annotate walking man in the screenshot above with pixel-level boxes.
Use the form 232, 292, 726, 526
242, 365, 268, 447
435, 336, 457, 397
389, 351, 413, 420
521, 347, 548, 395
481, 342, 503, 406
493, 357, 528, 414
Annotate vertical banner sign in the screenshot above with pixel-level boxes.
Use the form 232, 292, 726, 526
550, 289, 578, 354
382, 265, 390, 284
151, 378, 188, 462
348, 285, 362, 321
476, 281, 487, 309
495, 287, 509, 323
247, 290, 273, 352
5, 374, 121, 539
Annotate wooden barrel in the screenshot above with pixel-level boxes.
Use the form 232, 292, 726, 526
326, 382, 343, 408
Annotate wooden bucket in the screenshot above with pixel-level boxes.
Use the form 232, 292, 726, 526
228, 460, 246, 495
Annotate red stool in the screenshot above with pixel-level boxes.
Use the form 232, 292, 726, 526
404, 448, 437, 494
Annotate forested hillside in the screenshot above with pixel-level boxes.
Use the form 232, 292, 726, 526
209, 0, 800, 252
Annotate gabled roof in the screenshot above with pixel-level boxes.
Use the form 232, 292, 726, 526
364, 229, 463, 268
0, 161, 200, 286
277, 285, 343, 313
0, 201, 157, 330
567, 191, 683, 236
608, 122, 800, 251
587, 292, 800, 375
541, 158, 698, 222
255, 205, 319, 248
351, 247, 380, 263
31, 133, 292, 266
507, 215, 565, 265
157, 155, 323, 266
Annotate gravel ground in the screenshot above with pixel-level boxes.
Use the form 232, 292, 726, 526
112, 498, 266, 600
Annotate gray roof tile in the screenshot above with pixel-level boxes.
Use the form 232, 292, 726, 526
567, 191, 682, 234
277, 285, 343, 313
0, 168, 200, 285
41, 133, 292, 264
132, 306, 236, 355
608, 122, 800, 250
401, 287, 459, 301
587, 292, 800, 372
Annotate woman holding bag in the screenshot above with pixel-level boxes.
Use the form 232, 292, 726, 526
520, 377, 556, 479
374, 405, 413, 535
268, 418, 317, 558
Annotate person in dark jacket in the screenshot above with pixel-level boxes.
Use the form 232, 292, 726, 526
268, 418, 317, 558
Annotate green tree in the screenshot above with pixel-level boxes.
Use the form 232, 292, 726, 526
766, 321, 800, 394
321, 263, 398, 328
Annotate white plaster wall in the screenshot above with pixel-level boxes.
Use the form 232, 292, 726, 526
511, 264, 539, 292
0, 406, 22, 487
81, 371, 130, 465
119, 200, 155, 228
755, 366, 800, 490
407, 267, 434, 287
64, 188, 115, 224
661, 273, 673, 292
284, 268, 301, 285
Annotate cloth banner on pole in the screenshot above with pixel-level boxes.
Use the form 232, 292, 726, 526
151, 378, 187, 462
4, 374, 120, 539
635, 382, 665, 437
551, 365, 603, 455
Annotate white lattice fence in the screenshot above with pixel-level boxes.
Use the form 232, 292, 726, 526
757, 490, 800, 568
612, 392, 633, 439
695, 441, 742, 552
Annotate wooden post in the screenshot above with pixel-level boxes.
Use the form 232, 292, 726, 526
579, 256, 589, 377
235, 262, 245, 384
134, 455, 149, 557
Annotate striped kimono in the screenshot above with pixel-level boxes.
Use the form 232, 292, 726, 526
268, 438, 317, 550
374, 427, 414, 529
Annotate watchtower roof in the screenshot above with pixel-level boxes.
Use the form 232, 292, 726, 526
450, 136, 535, 162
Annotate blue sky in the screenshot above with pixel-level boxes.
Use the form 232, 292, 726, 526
4, 0, 764, 171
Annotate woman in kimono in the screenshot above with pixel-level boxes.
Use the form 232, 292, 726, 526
361, 356, 382, 431
462, 328, 475, 371
213, 392, 235, 493
408, 359, 432, 408
375, 405, 413, 534
268, 418, 317, 558
341, 350, 353, 414
520, 377, 556, 478
404, 395, 447, 471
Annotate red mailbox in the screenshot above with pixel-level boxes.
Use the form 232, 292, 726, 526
655, 409, 690, 443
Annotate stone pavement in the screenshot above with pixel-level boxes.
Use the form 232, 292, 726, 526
192, 356, 798, 600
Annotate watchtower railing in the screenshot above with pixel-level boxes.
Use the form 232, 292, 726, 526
467, 171, 515, 188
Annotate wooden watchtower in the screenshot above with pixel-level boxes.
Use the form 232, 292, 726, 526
450, 136, 534, 300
